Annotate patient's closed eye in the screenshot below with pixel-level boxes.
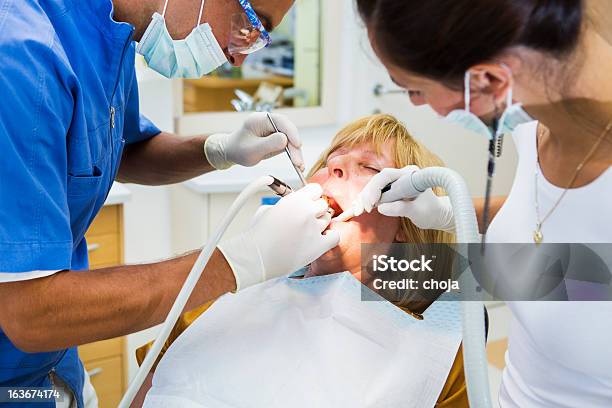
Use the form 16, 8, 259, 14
363, 165, 381, 173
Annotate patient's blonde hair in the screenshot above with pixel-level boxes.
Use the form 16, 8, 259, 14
308, 114, 455, 312
308, 114, 454, 246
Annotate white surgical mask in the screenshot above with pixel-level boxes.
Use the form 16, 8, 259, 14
444, 67, 534, 140
136, 0, 228, 78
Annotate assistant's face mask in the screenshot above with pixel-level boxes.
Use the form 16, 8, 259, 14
444, 67, 534, 140
136, 0, 228, 79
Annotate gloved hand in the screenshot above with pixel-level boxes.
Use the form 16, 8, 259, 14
204, 112, 304, 170
351, 166, 455, 233
218, 184, 340, 290
379, 188, 455, 233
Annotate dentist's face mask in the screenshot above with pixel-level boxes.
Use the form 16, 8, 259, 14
444, 68, 534, 140
136, 0, 228, 78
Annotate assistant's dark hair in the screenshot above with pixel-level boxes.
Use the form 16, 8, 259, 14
357, 0, 584, 84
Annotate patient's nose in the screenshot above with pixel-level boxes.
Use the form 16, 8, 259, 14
328, 157, 349, 180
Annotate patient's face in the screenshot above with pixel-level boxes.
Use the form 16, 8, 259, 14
307, 142, 402, 278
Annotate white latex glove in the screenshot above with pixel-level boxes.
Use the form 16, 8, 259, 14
379, 189, 455, 233
351, 166, 420, 216
218, 184, 340, 290
351, 166, 455, 233
204, 112, 304, 170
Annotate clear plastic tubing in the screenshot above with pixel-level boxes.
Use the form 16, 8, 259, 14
411, 167, 492, 408
118, 176, 277, 408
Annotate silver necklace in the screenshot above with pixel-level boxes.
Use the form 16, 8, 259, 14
534, 121, 612, 244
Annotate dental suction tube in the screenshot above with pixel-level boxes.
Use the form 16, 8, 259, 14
410, 167, 492, 408
119, 176, 290, 408
379, 167, 423, 203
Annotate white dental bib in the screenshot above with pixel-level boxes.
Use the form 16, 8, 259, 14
144, 272, 462, 408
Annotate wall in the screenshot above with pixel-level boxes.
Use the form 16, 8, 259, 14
123, 0, 518, 380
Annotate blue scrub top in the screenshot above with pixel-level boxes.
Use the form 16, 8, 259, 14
0, 0, 161, 406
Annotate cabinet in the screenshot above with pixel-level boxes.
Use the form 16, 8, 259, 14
78, 204, 126, 408
170, 185, 276, 255
79, 338, 125, 408
85, 205, 124, 268
183, 76, 295, 112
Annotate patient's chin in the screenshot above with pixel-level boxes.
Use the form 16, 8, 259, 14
326, 220, 356, 251
307, 221, 358, 277
311, 211, 396, 278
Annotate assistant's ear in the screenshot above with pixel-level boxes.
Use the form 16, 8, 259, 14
468, 63, 513, 106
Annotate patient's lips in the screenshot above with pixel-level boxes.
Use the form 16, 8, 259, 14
322, 194, 343, 217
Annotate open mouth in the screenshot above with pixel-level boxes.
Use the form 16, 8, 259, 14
322, 194, 343, 217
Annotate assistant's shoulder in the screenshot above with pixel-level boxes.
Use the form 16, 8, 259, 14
511, 120, 539, 158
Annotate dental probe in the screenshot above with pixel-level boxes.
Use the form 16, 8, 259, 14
266, 112, 308, 187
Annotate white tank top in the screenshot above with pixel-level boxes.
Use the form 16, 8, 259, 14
487, 121, 612, 407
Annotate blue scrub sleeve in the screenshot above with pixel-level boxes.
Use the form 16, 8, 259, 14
0, 26, 73, 272
137, 114, 161, 142
123, 72, 161, 144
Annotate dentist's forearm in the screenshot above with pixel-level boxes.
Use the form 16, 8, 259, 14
117, 132, 215, 185
0, 249, 236, 352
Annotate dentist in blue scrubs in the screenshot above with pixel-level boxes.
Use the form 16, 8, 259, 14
0, 0, 340, 406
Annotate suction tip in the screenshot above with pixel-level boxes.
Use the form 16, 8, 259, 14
333, 209, 355, 222
268, 176, 293, 197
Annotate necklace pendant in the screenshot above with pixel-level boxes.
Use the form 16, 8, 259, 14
533, 228, 543, 244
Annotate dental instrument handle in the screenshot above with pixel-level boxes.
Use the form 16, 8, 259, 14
266, 112, 307, 187
378, 169, 424, 204
118, 175, 279, 408
269, 176, 294, 197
